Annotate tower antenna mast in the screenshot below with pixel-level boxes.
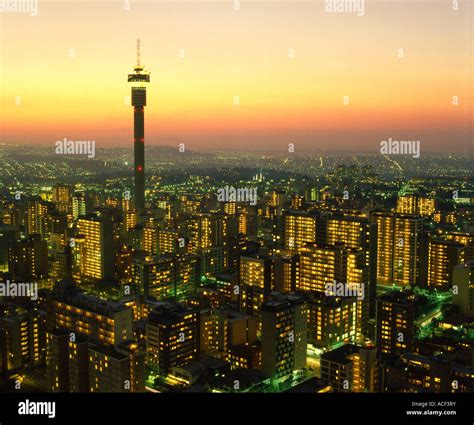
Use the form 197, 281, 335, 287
137, 38, 140, 68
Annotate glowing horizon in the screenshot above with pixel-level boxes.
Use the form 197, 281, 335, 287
0, 0, 472, 154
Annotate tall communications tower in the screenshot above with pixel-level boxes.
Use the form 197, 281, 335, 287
128, 39, 150, 210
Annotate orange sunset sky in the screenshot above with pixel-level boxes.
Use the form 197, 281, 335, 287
0, 0, 472, 153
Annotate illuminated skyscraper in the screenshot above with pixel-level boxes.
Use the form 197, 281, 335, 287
269, 190, 286, 208
290, 194, 304, 210
52, 184, 71, 214
223, 201, 237, 215
305, 291, 358, 349
124, 210, 137, 233
396, 194, 417, 215
128, 39, 150, 210
452, 262, 474, 317
376, 290, 416, 356
261, 293, 307, 383
393, 214, 423, 286
317, 212, 377, 314
132, 252, 198, 301
27, 199, 52, 240
46, 282, 137, 392
298, 244, 367, 295
396, 193, 435, 217
372, 212, 422, 286
0, 310, 46, 371
284, 210, 317, 251
146, 303, 199, 374
188, 213, 227, 254
158, 229, 180, 255
48, 281, 134, 347
420, 237, 465, 290
143, 226, 158, 254
239, 255, 275, 323
75, 215, 114, 281
72, 194, 87, 220
445, 232, 474, 262
298, 243, 368, 339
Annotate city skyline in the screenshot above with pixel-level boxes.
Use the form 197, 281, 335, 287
0, 1, 473, 423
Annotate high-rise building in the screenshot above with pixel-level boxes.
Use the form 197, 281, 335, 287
445, 232, 474, 263
372, 212, 423, 286
452, 262, 474, 317
299, 244, 367, 293
396, 194, 417, 215
27, 199, 53, 240
376, 290, 416, 356
128, 39, 150, 210
124, 210, 137, 233
200, 309, 257, 359
0, 224, 16, 272
298, 244, 368, 340
88, 342, 145, 392
72, 194, 87, 220
396, 193, 435, 217
158, 229, 180, 255
68, 338, 89, 392
188, 213, 227, 254
146, 303, 199, 374
321, 344, 378, 392
198, 247, 226, 278
8, 234, 48, 279
239, 255, 280, 330
46, 330, 144, 393
261, 293, 307, 382
132, 252, 198, 300
46, 329, 70, 392
0, 309, 46, 370
401, 352, 474, 393
2, 203, 20, 231
75, 214, 114, 281
142, 226, 158, 254
316, 212, 377, 314
269, 190, 286, 208
46, 280, 143, 393
420, 237, 465, 290
284, 210, 317, 251
47, 281, 134, 347
305, 291, 358, 348
223, 201, 237, 215
52, 184, 71, 214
